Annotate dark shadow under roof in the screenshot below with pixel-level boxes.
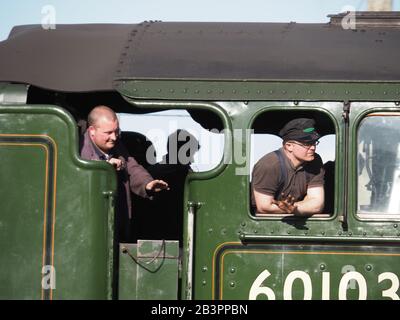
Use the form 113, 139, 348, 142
0, 21, 400, 93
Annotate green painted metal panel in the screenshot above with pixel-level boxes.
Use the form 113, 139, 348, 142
174, 100, 400, 300
215, 243, 400, 300
0, 145, 46, 299
0, 105, 116, 299
118, 243, 138, 300
119, 240, 179, 300
117, 80, 400, 101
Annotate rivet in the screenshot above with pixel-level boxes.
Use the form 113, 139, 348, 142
363, 232, 367, 236
254, 229, 258, 234
295, 90, 300, 94
338, 231, 342, 235
383, 91, 387, 95
287, 230, 291, 235
282, 90, 287, 94
208, 228, 213, 234
394, 224, 398, 228
157, 89, 162, 93
170, 89, 175, 93
230, 267, 236, 274
232, 89, 237, 94
219, 90, 224, 94
345, 90, 350, 94
246, 90, 250, 94
348, 232, 352, 236
202, 280, 207, 286
321, 231, 325, 236
270, 230, 274, 234
230, 281, 236, 288
202, 266, 208, 272
308, 90, 312, 94
320, 90, 324, 94
320, 264, 326, 270
269, 90, 274, 94
241, 221, 246, 227
195, 90, 200, 94
257, 90, 261, 94
365, 264, 373, 272
207, 90, 212, 94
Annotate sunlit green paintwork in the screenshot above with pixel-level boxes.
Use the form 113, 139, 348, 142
117, 80, 400, 102
123, 79, 400, 300
119, 240, 179, 300
2, 76, 400, 300
0, 104, 116, 299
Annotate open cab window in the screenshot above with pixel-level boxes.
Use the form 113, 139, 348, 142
118, 110, 224, 173
250, 110, 336, 218
357, 113, 400, 219
116, 109, 224, 243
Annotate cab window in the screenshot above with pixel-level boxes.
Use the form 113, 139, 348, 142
357, 114, 400, 217
250, 110, 336, 217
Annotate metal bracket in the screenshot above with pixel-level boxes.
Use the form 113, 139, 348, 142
0, 83, 28, 105
340, 101, 350, 230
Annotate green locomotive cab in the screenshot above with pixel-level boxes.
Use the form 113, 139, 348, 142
1, 12, 400, 300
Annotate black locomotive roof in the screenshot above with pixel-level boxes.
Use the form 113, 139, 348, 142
0, 20, 400, 92
0, 24, 132, 92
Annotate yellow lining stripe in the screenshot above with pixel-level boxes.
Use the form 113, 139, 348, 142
0, 134, 57, 300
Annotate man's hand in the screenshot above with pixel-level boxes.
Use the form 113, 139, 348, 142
272, 193, 297, 214
107, 157, 126, 171
145, 180, 169, 193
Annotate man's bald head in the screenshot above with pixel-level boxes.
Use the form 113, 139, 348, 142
88, 105, 118, 127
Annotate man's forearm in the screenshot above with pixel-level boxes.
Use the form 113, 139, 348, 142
256, 203, 288, 215
294, 197, 324, 216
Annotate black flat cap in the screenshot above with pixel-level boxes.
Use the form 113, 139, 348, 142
279, 118, 320, 143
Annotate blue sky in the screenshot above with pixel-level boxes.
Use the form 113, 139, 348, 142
2, 0, 399, 41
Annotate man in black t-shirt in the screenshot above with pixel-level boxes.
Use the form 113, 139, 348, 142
251, 118, 325, 216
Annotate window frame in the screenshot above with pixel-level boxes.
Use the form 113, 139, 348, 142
247, 103, 340, 221
354, 107, 400, 221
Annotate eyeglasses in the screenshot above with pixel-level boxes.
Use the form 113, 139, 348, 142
289, 140, 320, 149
